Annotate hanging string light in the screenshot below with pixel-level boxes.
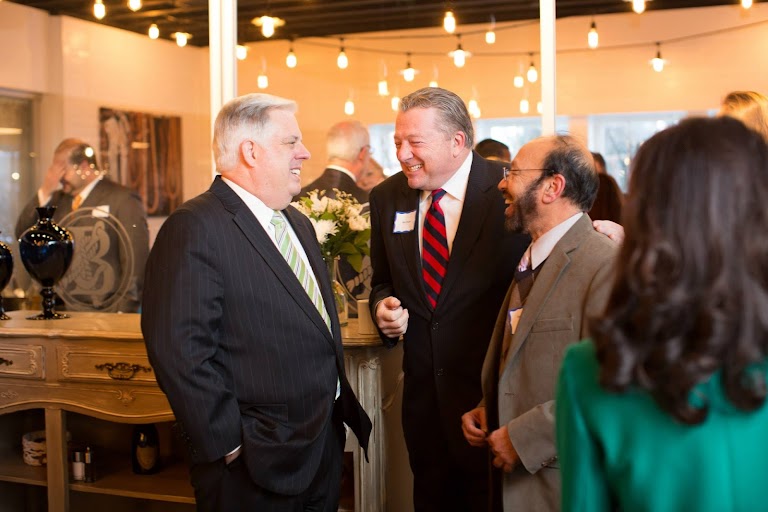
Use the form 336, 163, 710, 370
286, 41, 297, 68
93, 0, 106, 20
526, 53, 538, 83
391, 94, 401, 112
650, 42, 665, 72
148, 23, 159, 40
626, 0, 649, 14
128, 0, 142, 12
400, 53, 417, 82
337, 38, 349, 69
443, 11, 456, 34
485, 15, 496, 44
172, 32, 191, 47
468, 90, 481, 118
344, 90, 355, 115
520, 98, 530, 114
252, 15, 285, 38
449, 35, 470, 68
742, 0, 753, 8
429, 65, 439, 88
378, 62, 389, 96
513, 61, 524, 88
588, 20, 599, 49
236, 45, 248, 61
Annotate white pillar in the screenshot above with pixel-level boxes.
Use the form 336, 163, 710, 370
539, 0, 557, 136
209, 0, 238, 177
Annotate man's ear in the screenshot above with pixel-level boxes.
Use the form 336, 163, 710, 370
451, 131, 468, 157
541, 173, 566, 204
240, 140, 259, 167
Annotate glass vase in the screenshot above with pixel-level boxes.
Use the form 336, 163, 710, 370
325, 256, 348, 327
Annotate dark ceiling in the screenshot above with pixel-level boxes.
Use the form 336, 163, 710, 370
10, 0, 736, 47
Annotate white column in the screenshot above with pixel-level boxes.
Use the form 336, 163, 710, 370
539, 0, 557, 136
209, 0, 238, 177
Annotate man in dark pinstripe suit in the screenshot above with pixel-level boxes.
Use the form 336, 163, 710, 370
141, 93, 371, 511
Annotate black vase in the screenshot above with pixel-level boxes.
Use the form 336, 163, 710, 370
19, 206, 74, 320
0, 232, 12, 320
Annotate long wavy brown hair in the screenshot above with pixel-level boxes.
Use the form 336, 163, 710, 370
592, 116, 768, 424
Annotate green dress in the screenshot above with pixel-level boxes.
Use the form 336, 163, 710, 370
556, 340, 768, 512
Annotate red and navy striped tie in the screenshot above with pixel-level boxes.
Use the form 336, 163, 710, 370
422, 189, 449, 309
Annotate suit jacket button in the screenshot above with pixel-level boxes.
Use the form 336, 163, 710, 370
436, 368, 445, 376
431, 322, 439, 330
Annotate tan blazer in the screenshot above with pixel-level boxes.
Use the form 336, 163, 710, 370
480, 214, 618, 511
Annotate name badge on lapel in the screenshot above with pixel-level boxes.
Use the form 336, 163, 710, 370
393, 210, 416, 233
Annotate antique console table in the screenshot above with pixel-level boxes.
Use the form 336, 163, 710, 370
0, 311, 392, 512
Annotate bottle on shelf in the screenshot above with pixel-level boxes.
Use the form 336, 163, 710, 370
131, 423, 160, 474
83, 446, 95, 482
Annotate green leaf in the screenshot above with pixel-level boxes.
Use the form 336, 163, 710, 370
346, 253, 363, 273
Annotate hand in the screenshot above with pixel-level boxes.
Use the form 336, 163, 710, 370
375, 296, 409, 337
592, 220, 625, 245
224, 446, 242, 465
40, 160, 66, 199
461, 407, 488, 447
487, 426, 519, 473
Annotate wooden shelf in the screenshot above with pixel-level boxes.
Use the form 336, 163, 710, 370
69, 459, 194, 504
0, 455, 47, 486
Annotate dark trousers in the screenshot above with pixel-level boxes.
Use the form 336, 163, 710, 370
190, 408, 344, 512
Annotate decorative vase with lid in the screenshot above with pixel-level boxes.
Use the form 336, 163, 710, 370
0, 232, 12, 320
18, 206, 74, 320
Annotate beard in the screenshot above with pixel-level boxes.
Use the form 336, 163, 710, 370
504, 180, 540, 234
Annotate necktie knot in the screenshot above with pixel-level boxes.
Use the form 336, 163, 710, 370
431, 189, 447, 206
271, 211, 286, 232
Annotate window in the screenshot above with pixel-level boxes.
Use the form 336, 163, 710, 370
589, 111, 687, 191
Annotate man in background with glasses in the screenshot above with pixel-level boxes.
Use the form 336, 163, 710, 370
462, 135, 618, 511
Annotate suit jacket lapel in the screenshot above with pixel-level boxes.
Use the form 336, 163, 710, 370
501, 215, 592, 372
438, 154, 497, 306
396, 182, 430, 313
210, 178, 336, 348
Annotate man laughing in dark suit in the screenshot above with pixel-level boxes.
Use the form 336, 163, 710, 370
142, 93, 371, 512
368, 87, 529, 511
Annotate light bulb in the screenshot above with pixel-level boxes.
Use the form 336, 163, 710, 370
173, 32, 190, 47
443, 11, 456, 34
651, 54, 664, 72
148, 23, 159, 40
468, 99, 481, 118
391, 96, 401, 112
378, 80, 389, 96
403, 66, 415, 82
286, 48, 297, 68
513, 75, 524, 88
485, 30, 496, 45
520, 99, 530, 114
337, 50, 348, 69
93, 0, 105, 20
429, 80, 439, 88
537, 101, 543, 114
257, 74, 269, 89
236, 45, 248, 61
261, 17, 275, 38
632, 0, 646, 13
344, 99, 355, 116
588, 22, 598, 49
527, 62, 538, 83
128, 0, 141, 11
452, 47, 466, 68
742, 0, 753, 8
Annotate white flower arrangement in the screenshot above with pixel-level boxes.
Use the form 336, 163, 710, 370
292, 189, 371, 272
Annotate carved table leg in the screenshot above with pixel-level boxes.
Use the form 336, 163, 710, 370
45, 408, 69, 512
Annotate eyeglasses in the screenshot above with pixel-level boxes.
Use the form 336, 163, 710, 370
502, 167, 554, 180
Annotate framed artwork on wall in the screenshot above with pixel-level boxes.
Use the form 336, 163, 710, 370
99, 107, 183, 216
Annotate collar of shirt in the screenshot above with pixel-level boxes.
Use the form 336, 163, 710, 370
76, 175, 104, 204
529, 212, 583, 270
221, 177, 277, 238
419, 151, 473, 206
325, 164, 357, 183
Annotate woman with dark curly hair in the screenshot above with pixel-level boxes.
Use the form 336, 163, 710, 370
555, 116, 768, 512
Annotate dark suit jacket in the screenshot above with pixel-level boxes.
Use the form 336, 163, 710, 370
296, 168, 369, 203
369, 152, 529, 460
15, 178, 149, 313
141, 176, 371, 496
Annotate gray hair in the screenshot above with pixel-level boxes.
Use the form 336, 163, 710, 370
212, 93, 297, 172
326, 120, 370, 161
540, 135, 599, 211
399, 87, 474, 148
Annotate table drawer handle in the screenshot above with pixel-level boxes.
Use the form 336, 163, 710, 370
94, 362, 152, 380
0, 358, 12, 367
